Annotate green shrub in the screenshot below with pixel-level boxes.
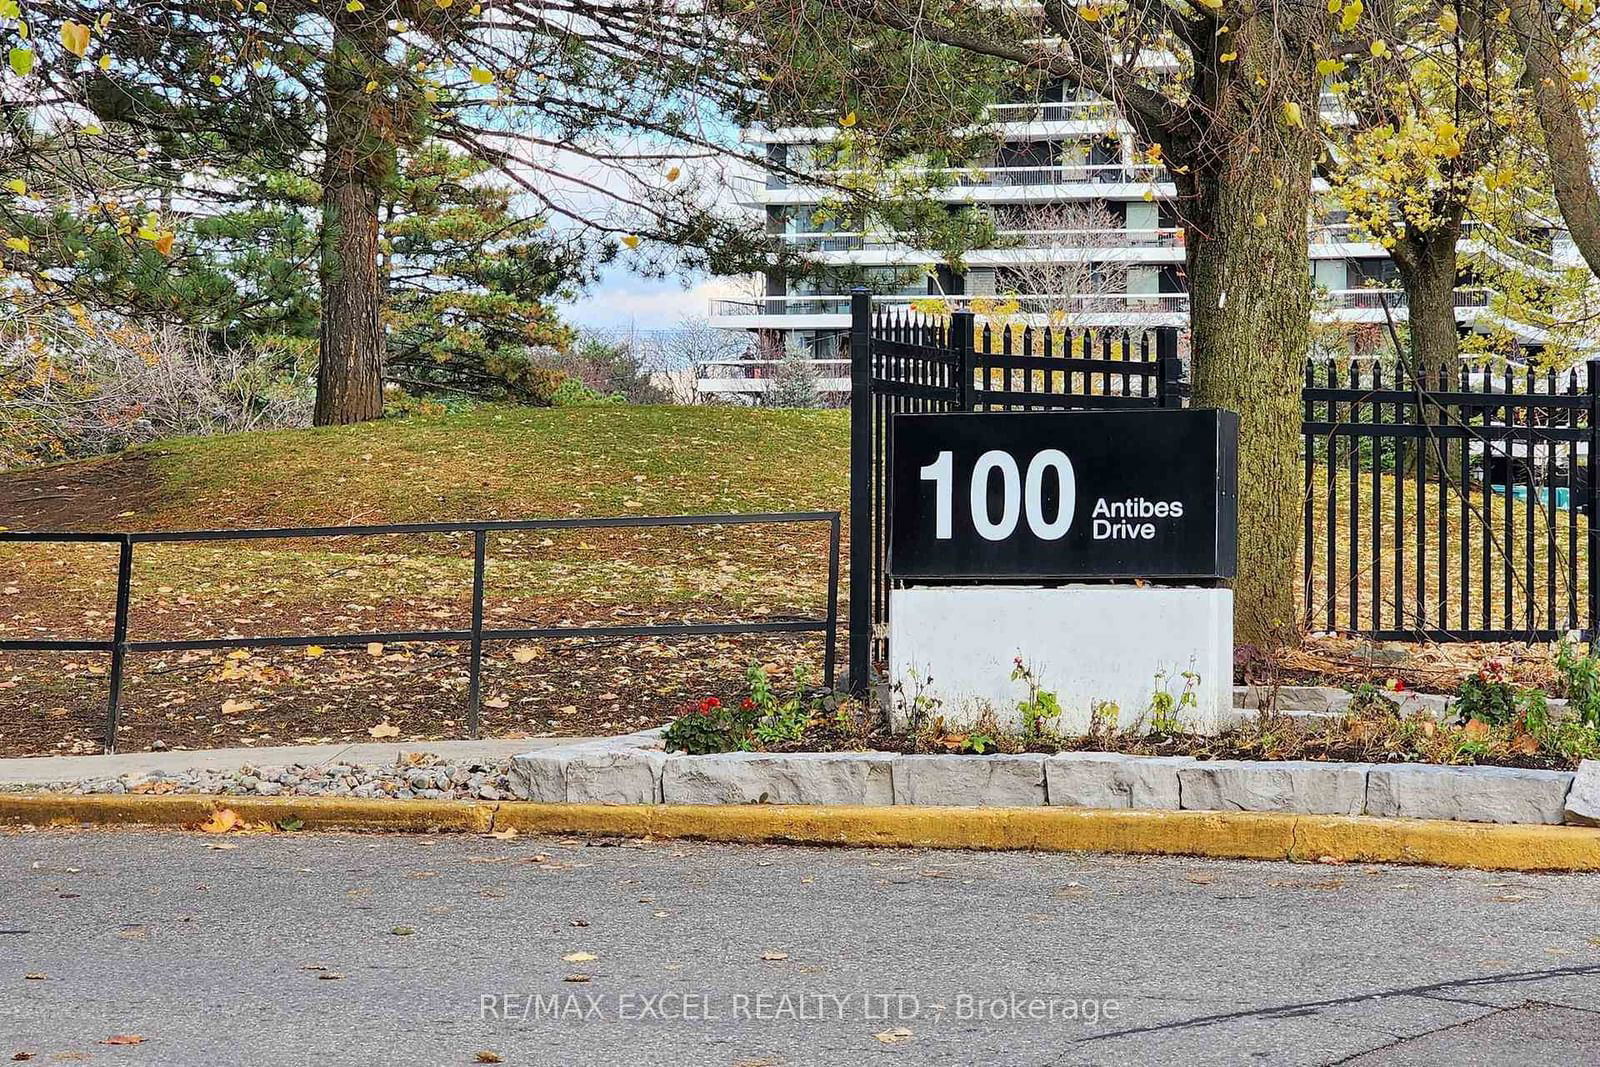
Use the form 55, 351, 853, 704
1454, 662, 1522, 726
550, 377, 622, 407
1556, 641, 1600, 729
749, 664, 816, 745
662, 697, 752, 755
477, 351, 568, 405
660, 665, 823, 754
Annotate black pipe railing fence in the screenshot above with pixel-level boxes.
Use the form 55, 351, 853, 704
0, 512, 841, 754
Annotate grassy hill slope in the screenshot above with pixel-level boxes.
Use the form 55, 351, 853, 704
0, 406, 851, 757
0, 405, 850, 531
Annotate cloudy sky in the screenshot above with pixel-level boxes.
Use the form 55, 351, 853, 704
560, 267, 747, 330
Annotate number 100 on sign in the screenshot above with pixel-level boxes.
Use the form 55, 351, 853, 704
888, 410, 1238, 581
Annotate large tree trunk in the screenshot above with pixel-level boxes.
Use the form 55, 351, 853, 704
1509, 0, 1600, 279
1391, 223, 1463, 477
1391, 224, 1462, 382
315, 12, 390, 426
1181, 129, 1320, 652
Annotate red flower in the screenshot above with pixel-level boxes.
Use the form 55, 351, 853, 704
1385, 676, 1406, 692
741, 697, 756, 711
697, 697, 721, 715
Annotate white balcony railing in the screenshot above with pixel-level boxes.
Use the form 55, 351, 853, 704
996, 227, 1183, 248
986, 100, 1119, 123
774, 227, 1185, 252
708, 292, 1190, 317
1325, 287, 1492, 310
709, 287, 1496, 319
778, 163, 1169, 191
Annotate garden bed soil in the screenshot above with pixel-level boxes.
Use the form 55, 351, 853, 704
766, 708, 1584, 771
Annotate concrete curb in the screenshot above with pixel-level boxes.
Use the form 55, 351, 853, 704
3, 793, 1600, 871
0, 793, 493, 833
510, 739, 1584, 826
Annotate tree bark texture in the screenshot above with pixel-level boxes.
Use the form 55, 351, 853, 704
315, 12, 390, 426
1509, 0, 1600, 280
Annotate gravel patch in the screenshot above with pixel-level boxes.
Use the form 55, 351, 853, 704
0, 753, 517, 800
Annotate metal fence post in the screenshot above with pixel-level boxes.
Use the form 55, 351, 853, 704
1588, 360, 1599, 644
1158, 347, 1184, 409
104, 536, 133, 755
848, 287, 872, 697
823, 513, 840, 690
466, 528, 487, 738
952, 310, 976, 411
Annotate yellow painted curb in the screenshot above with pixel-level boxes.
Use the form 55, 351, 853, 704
4, 793, 1599, 870
0, 793, 493, 833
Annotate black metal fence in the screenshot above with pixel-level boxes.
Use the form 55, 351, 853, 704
1303, 361, 1597, 642
846, 290, 1184, 690
0, 512, 841, 753
845, 281, 1600, 690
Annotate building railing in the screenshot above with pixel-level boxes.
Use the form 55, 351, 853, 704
1325, 287, 1492, 310
773, 222, 1545, 257
709, 292, 1191, 317
788, 163, 1169, 190
986, 100, 1119, 123
775, 227, 1186, 252
0, 513, 842, 754
711, 288, 1498, 319
995, 227, 1184, 248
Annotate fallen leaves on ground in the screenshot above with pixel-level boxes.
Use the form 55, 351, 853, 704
562, 951, 596, 963
490, 827, 518, 841
759, 951, 788, 961
474, 1053, 504, 1064
368, 721, 400, 739
199, 808, 241, 834
873, 1028, 913, 1044
102, 1035, 144, 1046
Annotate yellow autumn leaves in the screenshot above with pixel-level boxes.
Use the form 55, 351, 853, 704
136, 212, 177, 256
59, 20, 90, 58
2, 0, 28, 76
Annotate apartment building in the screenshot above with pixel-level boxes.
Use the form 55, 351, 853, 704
699, 83, 1564, 400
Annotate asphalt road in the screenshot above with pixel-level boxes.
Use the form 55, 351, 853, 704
2, 829, 1599, 1066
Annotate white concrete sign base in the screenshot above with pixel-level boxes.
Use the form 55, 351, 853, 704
889, 584, 1233, 736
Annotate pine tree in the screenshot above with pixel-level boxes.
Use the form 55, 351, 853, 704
380, 143, 580, 399
2, 0, 794, 422
767, 341, 821, 409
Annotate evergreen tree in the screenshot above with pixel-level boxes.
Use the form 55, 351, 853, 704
1, 0, 793, 423
381, 143, 581, 398
767, 341, 820, 409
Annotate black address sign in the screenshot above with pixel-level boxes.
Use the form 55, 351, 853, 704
889, 409, 1238, 581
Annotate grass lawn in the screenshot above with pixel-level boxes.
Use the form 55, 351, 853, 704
0, 406, 849, 757
0, 403, 1574, 757
1304, 465, 1588, 640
